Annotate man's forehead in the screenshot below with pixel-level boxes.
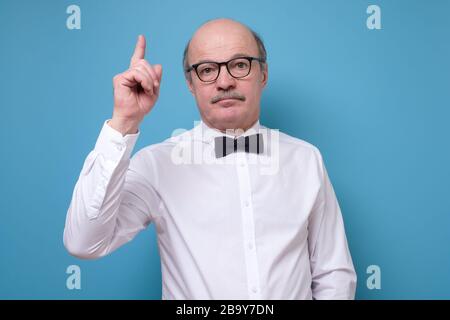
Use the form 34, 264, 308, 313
189, 28, 258, 62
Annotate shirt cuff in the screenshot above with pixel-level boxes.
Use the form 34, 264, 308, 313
94, 119, 140, 162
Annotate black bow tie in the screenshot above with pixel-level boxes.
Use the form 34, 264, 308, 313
214, 133, 264, 158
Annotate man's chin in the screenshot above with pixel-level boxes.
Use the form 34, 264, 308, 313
218, 105, 242, 118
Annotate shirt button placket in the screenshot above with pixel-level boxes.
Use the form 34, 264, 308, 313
235, 152, 261, 299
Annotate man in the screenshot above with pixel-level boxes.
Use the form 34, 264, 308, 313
63, 18, 357, 299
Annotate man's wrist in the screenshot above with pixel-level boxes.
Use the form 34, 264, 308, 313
107, 118, 139, 136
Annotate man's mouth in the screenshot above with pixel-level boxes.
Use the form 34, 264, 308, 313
216, 99, 242, 108
218, 98, 240, 102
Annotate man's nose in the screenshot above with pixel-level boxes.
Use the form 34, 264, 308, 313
215, 64, 236, 90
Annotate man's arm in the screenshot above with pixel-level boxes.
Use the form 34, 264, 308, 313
63, 121, 160, 259
63, 35, 163, 259
307, 149, 357, 299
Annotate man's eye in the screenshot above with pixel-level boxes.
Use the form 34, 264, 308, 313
236, 62, 247, 69
199, 65, 216, 75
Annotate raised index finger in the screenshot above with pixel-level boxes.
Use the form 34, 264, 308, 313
130, 35, 146, 66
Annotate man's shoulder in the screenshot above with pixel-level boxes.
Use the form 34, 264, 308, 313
132, 126, 195, 159
264, 125, 321, 156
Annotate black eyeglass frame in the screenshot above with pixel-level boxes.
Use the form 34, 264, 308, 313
185, 56, 266, 82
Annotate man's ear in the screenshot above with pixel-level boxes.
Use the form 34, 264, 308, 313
186, 77, 195, 95
261, 63, 268, 88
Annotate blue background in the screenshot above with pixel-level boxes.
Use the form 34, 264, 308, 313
1, 0, 449, 299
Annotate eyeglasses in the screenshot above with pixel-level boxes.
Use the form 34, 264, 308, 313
186, 56, 265, 83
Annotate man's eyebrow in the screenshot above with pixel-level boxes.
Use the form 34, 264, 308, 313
193, 53, 253, 65
229, 53, 252, 59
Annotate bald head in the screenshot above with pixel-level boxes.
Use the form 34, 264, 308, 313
183, 19, 266, 79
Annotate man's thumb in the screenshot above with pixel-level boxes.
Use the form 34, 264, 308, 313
154, 64, 163, 81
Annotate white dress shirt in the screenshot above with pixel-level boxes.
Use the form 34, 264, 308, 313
63, 119, 357, 300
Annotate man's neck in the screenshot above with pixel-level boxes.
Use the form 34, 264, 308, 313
203, 119, 259, 136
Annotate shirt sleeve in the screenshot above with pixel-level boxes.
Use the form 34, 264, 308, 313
63, 120, 161, 259
307, 148, 357, 299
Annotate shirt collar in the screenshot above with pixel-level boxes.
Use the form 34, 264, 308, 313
195, 119, 262, 144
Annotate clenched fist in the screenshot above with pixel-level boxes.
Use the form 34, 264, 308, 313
109, 35, 163, 135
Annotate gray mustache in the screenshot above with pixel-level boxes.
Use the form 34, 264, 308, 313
211, 92, 246, 104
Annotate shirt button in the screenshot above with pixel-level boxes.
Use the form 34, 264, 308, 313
252, 286, 257, 293
116, 144, 124, 151
244, 200, 250, 207
248, 242, 253, 250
